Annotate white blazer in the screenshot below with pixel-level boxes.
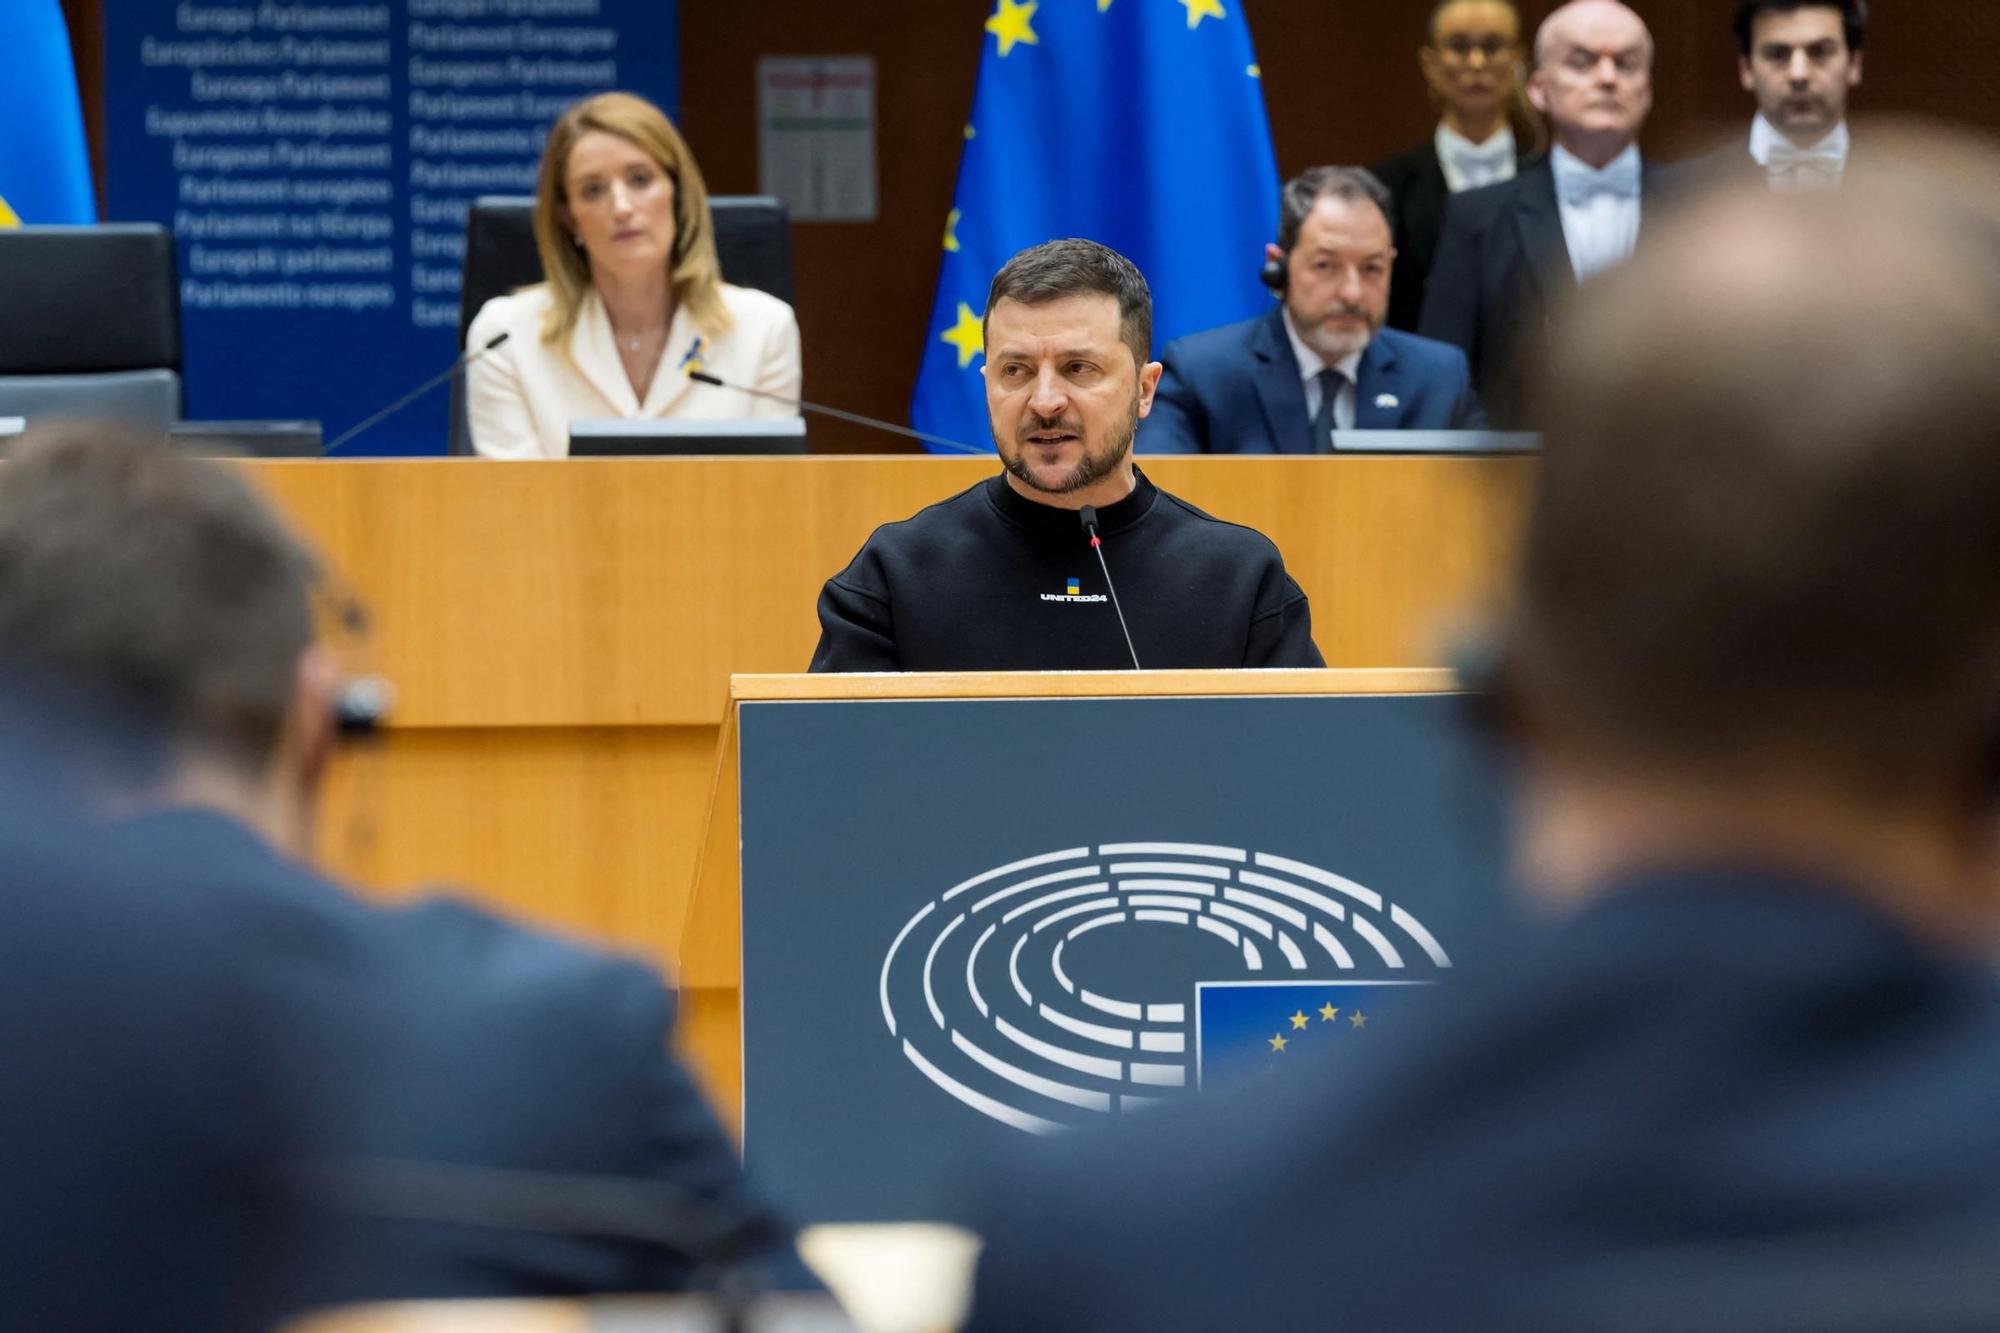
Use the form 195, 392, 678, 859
464, 282, 802, 458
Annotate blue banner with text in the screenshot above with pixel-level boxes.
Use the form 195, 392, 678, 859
105, 0, 677, 454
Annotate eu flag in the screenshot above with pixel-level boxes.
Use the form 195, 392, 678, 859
910, 0, 1279, 452
0, 0, 96, 226
1196, 980, 1433, 1090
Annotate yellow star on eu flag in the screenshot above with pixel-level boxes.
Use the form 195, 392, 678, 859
940, 301, 985, 369
943, 208, 961, 253
1179, 0, 1225, 29
1097, 0, 1113, 9
1289, 1010, 1309, 1030
1319, 1002, 1339, 1022
1350, 1011, 1368, 1029
1268, 1032, 1289, 1052
986, 0, 1039, 57
0, 195, 19, 227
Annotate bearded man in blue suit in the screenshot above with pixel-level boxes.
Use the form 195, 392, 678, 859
1138, 166, 1484, 454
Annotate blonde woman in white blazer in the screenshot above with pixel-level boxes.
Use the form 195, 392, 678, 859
465, 92, 802, 459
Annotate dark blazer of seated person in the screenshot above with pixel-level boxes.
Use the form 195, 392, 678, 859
1137, 306, 1484, 454
115, 806, 785, 1311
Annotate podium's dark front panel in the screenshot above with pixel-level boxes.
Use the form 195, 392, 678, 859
739, 693, 1512, 1225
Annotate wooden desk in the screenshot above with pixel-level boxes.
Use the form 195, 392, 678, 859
243, 456, 1529, 1111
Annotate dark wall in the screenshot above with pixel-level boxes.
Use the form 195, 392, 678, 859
73, 0, 1994, 451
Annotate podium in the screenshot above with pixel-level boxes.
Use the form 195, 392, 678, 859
679, 669, 1513, 1226
241, 456, 1530, 1113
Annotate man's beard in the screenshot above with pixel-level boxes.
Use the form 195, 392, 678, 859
1295, 300, 1379, 364
998, 392, 1140, 495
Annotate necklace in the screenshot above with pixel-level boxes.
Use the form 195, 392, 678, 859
612, 324, 661, 355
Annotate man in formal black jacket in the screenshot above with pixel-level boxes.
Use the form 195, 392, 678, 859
1373, 0, 1543, 333
1419, 0, 1663, 426
0, 434, 783, 1319
965, 138, 2000, 1332
1731, 0, 1866, 188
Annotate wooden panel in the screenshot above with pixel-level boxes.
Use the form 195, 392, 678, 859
245, 456, 1530, 730
319, 725, 715, 976
731, 666, 1459, 701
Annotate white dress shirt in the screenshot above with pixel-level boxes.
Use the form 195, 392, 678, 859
1281, 309, 1361, 434
1435, 123, 1518, 194
464, 282, 802, 459
1550, 143, 1643, 284
1749, 114, 1848, 190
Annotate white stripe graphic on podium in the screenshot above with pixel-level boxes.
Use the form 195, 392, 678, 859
879, 842, 1456, 1134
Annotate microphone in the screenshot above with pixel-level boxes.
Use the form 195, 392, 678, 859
686, 368, 988, 456
323, 332, 510, 453
1079, 504, 1142, 670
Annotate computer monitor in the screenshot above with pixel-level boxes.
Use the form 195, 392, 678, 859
568, 418, 807, 457
0, 417, 323, 458
1329, 430, 1540, 454
169, 420, 324, 458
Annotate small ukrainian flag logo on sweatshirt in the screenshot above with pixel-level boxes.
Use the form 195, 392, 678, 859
1066, 578, 1081, 596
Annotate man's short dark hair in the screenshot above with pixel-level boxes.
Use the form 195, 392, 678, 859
983, 238, 1153, 370
1732, 0, 1867, 55
0, 432, 320, 771
1511, 140, 2000, 804
1277, 167, 1396, 254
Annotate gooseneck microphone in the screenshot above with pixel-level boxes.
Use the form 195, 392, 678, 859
323, 331, 511, 453
1079, 504, 1142, 670
686, 368, 988, 456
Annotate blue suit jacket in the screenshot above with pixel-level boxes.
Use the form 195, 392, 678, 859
965, 869, 2000, 1332
112, 809, 785, 1315
1138, 307, 1484, 454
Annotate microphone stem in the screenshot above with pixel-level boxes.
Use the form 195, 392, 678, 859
694, 371, 986, 455
326, 350, 479, 454
790, 396, 987, 456
1091, 536, 1142, 670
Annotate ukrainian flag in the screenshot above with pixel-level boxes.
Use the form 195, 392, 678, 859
0, 0, 97, 226
911, 0, 1279, 452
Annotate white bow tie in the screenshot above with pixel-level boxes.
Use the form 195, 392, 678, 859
1557, 156, 1641, 206
1449, 141, 1510, 173
1765, 138, 1844, 187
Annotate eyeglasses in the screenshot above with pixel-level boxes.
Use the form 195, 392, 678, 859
1436, 34, 1515, 62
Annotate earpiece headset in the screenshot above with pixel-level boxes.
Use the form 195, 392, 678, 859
334, 675, 394, 740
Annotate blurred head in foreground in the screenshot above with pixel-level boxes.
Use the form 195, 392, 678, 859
1501, 124, 2000, 932
0, 431, 342, 856
961, 130, 2000, 1333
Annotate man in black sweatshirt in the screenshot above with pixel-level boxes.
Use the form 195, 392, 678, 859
811, 239, 1324, 672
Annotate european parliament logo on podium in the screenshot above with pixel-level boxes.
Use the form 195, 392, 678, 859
878, 840, 1451, 1134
